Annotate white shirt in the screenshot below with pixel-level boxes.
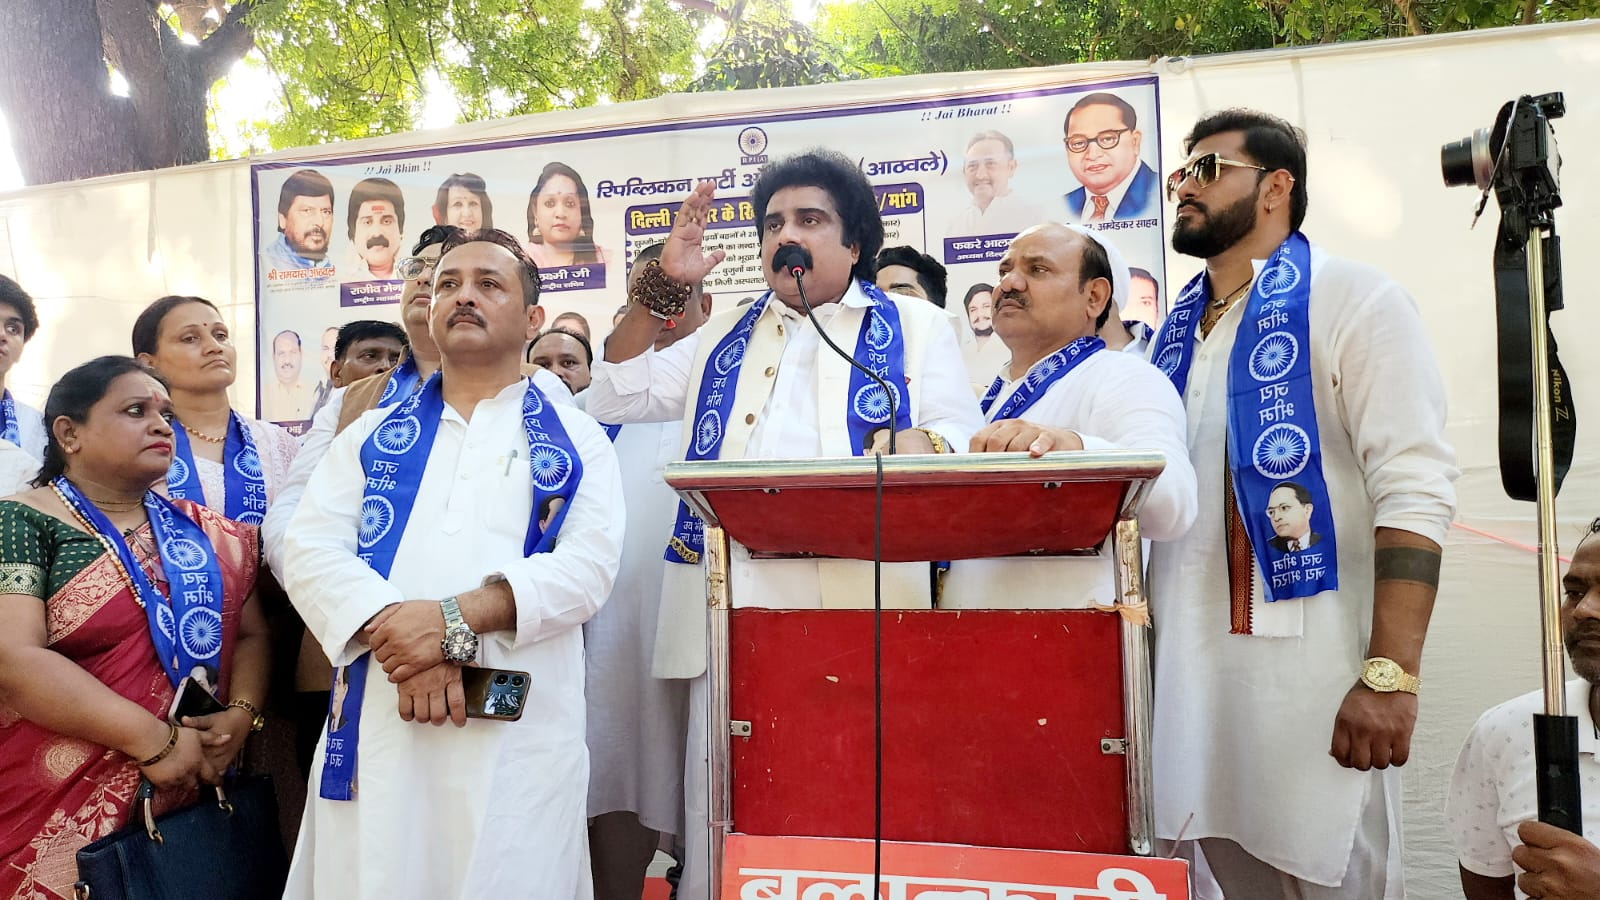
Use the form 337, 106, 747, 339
1447, 678, 1600, 897
9, 399, 45, 461
941, 349, 1195, 609
281, 377, 623, 900
1146, 246, 1458, 885
0, 438, 35, 495
587, 281, 984, 618
1074, 169, 1136, 224
945, 190, 1047, 238
181, 417, 298, 516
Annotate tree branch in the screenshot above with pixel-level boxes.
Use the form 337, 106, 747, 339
1521, 0, 1539, 23
673, 0, 733, 20
960, 0, 1043, 66
199, 0, 258, 83
1392, 0, 1425, 35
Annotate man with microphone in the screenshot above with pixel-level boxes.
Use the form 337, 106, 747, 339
586, 148, 982, 899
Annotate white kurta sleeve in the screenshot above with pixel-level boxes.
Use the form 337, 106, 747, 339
1325, 264, 1459, 545
584, 332, 700, 425
487, 408, 626, 651
1074, 357, 1197, 542
912, 316, 985, 451
280, 407, 407, 667
262, 387, 345, 575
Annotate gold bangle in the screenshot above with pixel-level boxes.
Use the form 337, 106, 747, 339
914, 428, 950, 454
228, 698, 267, 732
138, 724, 179, 767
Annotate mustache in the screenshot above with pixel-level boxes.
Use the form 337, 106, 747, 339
994, 291, 1026, 308
1570, 622, 1600, 643
365, 235, 391, 249
1177, 200, 1206, 215
447, 308, 486, 327
304, 227, 327, 239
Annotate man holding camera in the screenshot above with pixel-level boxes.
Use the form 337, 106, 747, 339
1146, 109, 1458, 898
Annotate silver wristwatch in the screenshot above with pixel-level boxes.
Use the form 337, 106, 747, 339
439, 596, 479, 663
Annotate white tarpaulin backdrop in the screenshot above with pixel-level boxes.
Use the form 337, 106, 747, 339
2, 20, 1598, 897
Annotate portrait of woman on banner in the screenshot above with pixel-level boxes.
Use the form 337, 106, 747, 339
0, 356, 269, 900
433, 172, 495, 232
524, 161, 608, 268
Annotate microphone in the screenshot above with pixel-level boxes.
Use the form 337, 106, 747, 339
772, 243, 897, 455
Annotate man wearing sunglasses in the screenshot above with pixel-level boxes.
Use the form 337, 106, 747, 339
1061, 92, 1159, 223
1145, 109, 1458, 899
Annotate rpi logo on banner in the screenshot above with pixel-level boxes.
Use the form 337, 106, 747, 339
722, 834, 1190, 899
739, 126, 770, 165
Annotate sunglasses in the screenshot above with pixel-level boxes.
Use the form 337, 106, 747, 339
1165, 153, 1271, 202
395, 254, 441, 281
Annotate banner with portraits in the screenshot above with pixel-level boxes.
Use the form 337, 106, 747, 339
250, 75, 1166, 430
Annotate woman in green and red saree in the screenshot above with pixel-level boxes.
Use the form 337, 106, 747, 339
0, 356, 269, 900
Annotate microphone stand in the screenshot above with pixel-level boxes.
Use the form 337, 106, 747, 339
788, 265, 891, 891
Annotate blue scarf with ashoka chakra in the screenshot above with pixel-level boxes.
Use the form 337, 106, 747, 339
980, 335, 1105, 422
1148, 232, 1337, 601
319, 373, 583, 800
54, 478, 227, 687
663, 280, 912, 565
166, 412, 269, 525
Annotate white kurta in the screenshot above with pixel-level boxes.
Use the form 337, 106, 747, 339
1146, 247, 1458, 887
191, 417, 299, 514
944, 191, 1048, 239
586, 281, 984, 656
941, 350, 1195, 609
10, 398, 45, 461
582, 418, 689, 833
0, 437, 35, 494
281, 378, 624, 900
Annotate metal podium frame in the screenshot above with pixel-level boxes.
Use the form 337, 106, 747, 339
665, 449, 1167, 898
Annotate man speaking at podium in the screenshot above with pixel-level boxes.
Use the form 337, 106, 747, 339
586, 149, 983, 898
942, 222, 1195, 609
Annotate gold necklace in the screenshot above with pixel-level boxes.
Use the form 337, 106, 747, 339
1209, 276, 1254, 309
50, 482, 154, 609
182, 423, 227, 444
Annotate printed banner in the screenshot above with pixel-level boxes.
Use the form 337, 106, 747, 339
722, 833, 1191, 899
251, 77, 1167, 430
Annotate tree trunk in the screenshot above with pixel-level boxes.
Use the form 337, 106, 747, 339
0, 0, 144, 185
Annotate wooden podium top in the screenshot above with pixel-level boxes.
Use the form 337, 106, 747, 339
664, 450, 1166, 563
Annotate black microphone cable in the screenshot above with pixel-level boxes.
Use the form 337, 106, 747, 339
774, 244, 890, 890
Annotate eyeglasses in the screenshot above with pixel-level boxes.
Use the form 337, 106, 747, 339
395, 254, 441, 281
1065, 128, 1132, 154
1165, 153, 1271, 201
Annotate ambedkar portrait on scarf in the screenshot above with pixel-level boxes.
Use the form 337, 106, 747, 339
1266, 481, 1322, 554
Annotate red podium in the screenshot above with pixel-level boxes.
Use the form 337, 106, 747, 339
665, 450, 1182, 898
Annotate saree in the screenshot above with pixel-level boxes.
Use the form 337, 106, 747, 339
0, 498, 259, 900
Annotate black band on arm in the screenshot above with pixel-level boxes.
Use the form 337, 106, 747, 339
1374, 545, 1443, 589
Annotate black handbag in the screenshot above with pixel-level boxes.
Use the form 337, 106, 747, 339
73, 775, 288, 900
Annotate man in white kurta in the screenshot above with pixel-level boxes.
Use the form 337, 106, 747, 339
578, 243, 707, 900
943, 223, 1194, 609
281, 233, 624, 900
1147, 111, 1457, 898
586, 152, 984, 900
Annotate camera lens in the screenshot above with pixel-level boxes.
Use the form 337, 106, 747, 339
511, 676, 525, 686
1441, 128, 1495, 190
495, 673, 508, 685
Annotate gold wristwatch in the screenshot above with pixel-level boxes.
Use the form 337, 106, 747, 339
227, 698, 267, 732
1360, 657, 1420, 694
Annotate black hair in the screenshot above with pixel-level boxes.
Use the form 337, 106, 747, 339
875, 245, 949, 308
412, 224, 464, 256
1183, 108, 1309, 230
438, 228, 542, 308
131, 296, 221, 357
750, 149, 883, 283
0, 274, 41, 340
963, 282, 995, 313
526, 162, 600, 264
273, 330, 301, 349
528, 327, 593, 366
346, 177, 407, 240
1128, 266, 1157, 285
434, 173, 495, 231
1066, 92, 1138, 133
1271, 481, 1314, 505
33, 355, 169, 487
1075, 235, 1116, 330
277, 169, 334, 221
551, 311, 590, 332
335, 320, 409, 361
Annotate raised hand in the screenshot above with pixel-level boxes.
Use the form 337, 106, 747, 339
659, 180, 727, 284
